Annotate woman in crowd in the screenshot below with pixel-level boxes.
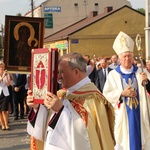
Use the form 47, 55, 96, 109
0, 61, 10, 130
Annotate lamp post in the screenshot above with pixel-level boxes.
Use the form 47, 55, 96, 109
145, 0, 150, 60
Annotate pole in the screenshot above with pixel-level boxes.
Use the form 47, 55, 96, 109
145, 0, 150, 60
31, 0, 34, 17
135, 34, 150, 127
83, 0, 88, 17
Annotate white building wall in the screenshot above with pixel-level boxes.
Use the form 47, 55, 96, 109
25, 6, 42, 17
25, 0, 131, 37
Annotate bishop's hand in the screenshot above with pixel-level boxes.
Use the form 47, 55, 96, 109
121, 86, 137, 98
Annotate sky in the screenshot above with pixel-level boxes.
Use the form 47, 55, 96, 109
0, 0, 146, 25
0, 0, 46, 24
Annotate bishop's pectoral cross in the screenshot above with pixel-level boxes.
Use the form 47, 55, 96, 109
126, 78, 139, 109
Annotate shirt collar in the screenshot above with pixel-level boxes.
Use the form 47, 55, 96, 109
115, 64, 138, 74
120, 65, 133, 74
116, 64, 138, 74
66, 76, 91, 96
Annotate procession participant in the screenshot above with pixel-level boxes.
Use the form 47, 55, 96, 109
103, 31, 150, 150
95, 58, 112, 93
0, 61, 10, 130
84, 55, 96, 83
12, 73, 26, 120
27, 52, 115, 150
109, 54, 120, 69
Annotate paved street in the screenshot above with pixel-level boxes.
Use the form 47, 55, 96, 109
0, 114, 30, 150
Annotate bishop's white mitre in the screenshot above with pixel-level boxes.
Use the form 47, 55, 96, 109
113, 31, 134, 55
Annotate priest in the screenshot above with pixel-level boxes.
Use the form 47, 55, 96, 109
27, 52, 115, 150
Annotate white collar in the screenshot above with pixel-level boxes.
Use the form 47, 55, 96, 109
66, 76, 91, 96
120, 65, 133, 74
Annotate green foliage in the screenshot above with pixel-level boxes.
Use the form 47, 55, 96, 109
16, 13, 22, 16
137, 8, 145, 15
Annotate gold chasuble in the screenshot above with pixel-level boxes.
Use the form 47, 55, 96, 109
65, 83, 115, 150
30, 136, 44, 150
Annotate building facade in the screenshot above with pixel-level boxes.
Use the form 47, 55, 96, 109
44, 6, 145, 58
25, 0, 131, 37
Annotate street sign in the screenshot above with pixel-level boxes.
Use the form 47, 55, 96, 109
44, 14, 53, 28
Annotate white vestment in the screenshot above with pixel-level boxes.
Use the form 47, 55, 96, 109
27, 100, 91, 150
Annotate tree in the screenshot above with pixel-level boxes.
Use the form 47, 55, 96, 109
137, 8, 145, 14
16, 13, 22, 16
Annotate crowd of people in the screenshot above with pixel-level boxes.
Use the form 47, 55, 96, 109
85, 49, 150, 94
1, 31, 150, 150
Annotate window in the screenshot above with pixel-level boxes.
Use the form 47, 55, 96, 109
74, 3, 78, 6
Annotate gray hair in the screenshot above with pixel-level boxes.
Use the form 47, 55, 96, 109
59, 52, 86, 72
118, 51, 134, 59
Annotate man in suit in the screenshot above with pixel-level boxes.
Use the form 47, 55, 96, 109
95, 58, 112, 93
12, 74, 26, 120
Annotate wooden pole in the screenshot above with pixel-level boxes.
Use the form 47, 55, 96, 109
31, 0, 34, 17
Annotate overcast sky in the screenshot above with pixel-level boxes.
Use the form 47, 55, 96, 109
0, 0, 145, 24
128, 0, 145, 9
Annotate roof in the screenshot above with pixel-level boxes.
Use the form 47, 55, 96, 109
44, 5, 144, 43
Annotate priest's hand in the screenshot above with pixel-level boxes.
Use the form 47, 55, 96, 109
27, 90, 39, 111
44, 91, 63, 112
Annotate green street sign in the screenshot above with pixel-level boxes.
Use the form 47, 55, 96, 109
44, 13, 53, 28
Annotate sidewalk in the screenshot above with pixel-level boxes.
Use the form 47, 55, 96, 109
0, 114, 30, 150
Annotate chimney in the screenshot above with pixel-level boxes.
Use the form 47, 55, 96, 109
104, 7, 113, 13
90, 11, 98, 18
